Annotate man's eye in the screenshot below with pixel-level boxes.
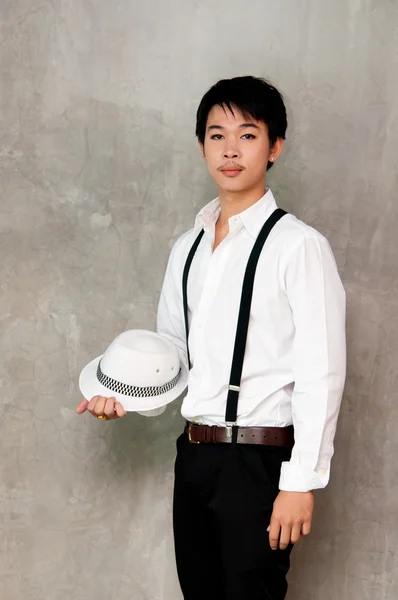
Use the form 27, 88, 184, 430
242, 134, 256, 139
210, 134, 223, 140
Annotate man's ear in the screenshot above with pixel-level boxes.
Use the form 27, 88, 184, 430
199, 141, 206, 160
269, 137, 285, 163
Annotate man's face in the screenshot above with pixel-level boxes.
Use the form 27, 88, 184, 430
200, 104, 276, 194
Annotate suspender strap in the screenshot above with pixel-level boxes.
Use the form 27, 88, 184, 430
181, 207, 288, 423
182, 229, 205, 369
225, 208, 287, 422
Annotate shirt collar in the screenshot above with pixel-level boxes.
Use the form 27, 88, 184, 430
194, 197, 221, 233
194, 188, 278, 239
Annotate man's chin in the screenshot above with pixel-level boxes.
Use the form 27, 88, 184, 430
215, 175, 246, 192
218, 181, 250, 194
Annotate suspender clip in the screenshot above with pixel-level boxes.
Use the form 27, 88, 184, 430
228, 385, 240, 392
225, 421, 236, 440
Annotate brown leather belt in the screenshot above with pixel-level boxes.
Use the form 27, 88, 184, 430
186, 421, 294, 448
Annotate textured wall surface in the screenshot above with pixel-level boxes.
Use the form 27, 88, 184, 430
1, 0, 398, 598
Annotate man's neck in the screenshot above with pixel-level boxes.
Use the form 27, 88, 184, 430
217, 185, 267, 228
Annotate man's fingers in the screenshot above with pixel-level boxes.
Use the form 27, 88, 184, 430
104, 398, 127, 419
278, 524, 292, 551
87, 396, 106, 416
290, 523, 302, 545
94, 397, 106, 416
104, 397, 117, 418
87, 395, 99, 414
80, 395, 127, 420
301, 520, 312, 536
76, 399, 89, 414
115, 401, 127, 418
268, 518, 281, 550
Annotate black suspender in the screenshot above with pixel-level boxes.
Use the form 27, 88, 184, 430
224, 208, 287, 423
182, 228, 205, 370
182, 208, 287, 424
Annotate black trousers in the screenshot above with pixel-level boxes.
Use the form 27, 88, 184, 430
173, 429, 294, 600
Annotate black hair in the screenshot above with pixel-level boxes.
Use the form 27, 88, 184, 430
195, 75, 287, 170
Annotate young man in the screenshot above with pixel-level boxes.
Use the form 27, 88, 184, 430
77, 76, 346, 599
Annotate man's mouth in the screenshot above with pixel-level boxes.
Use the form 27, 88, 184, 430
220, 166, 244, 177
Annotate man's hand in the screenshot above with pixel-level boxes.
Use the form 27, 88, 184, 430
76, 396, 127, 420
267, 491, 314, 550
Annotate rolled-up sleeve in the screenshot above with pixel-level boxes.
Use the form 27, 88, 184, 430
279, 236, 346, 492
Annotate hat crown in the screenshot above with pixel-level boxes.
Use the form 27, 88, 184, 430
100, 329, 179, 387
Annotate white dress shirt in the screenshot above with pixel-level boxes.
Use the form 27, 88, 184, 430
157, 189, 346, 492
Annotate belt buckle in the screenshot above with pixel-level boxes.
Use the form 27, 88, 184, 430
187, 422, 200, 444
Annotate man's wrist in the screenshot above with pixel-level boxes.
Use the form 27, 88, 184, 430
279, 489, 314, 494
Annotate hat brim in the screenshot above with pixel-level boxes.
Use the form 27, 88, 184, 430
79, 355, 188, 412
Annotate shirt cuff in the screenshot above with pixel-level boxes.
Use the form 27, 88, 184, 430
136, 405, 167, 417
279, 461, 329, 492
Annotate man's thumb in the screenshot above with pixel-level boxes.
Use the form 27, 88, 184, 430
76, 398, 89, 414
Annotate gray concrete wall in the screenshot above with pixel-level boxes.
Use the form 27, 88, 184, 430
1, 0, 397, 598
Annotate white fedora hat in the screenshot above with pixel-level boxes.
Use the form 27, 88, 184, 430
79, 329, 188, 415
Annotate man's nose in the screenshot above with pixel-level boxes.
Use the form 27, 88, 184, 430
224, 148, 239, 159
